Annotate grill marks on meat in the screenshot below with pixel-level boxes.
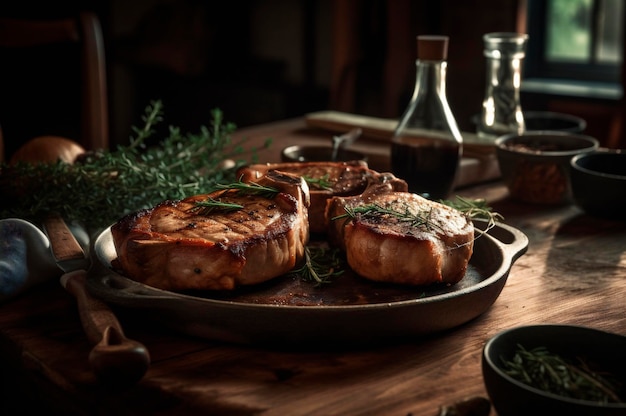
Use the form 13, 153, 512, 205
326, 182, 474, 286
238, 161, 407, 233
111, 171, 309, 291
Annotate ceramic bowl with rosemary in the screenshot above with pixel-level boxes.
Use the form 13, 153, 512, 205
495, 132, 599, 205
482, 324, 626, 416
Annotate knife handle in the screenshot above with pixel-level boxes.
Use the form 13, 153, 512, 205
62, 270, 151, 384
43, 214, 85, 262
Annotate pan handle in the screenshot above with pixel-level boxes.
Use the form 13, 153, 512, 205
473, 219, 529, 264
87, 271, 183, 304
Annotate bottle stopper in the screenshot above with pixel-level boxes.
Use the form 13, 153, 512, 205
417, 35, 449, 61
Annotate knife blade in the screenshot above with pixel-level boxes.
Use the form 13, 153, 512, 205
43, 214, 150, 385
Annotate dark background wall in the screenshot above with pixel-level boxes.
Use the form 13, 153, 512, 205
0, 0, 621, 156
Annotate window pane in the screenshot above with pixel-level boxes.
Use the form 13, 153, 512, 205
597, 0, 623, 63
546, 0, 592, 62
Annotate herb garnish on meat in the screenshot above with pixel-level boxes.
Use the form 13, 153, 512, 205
302, 174, 333, 191
189, 181, 280, 216
214, 181, 280, 198
289, 246, 345, 286
332, 196, 502, 234
189, 198, 244, 216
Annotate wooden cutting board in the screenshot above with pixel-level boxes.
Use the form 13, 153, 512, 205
305, 110, 501, 188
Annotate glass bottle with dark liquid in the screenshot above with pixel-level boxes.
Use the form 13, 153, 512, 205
391, 35, 462, 200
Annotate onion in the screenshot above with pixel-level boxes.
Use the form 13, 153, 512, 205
9, 136, 86, 165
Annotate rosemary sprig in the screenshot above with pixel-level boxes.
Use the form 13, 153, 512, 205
332, 202, 446, 234
303, 174, 333, 191
332, 203, 440, 229
501, 344, 623, 404
0, 101, 271, 232
188, 198, 244, 216
214, 180, 279, 199
441, 196, 503, 231
289, 246, 345, 286
332, 196, 502, 236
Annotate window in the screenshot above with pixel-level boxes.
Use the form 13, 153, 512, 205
523, 0, 624, 99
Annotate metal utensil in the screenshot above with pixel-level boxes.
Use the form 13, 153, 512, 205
43, 214, 150, 385
436, 396, 491, 416
331, 127, 362, 161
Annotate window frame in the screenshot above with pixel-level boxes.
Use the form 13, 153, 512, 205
524, 0, 622, 84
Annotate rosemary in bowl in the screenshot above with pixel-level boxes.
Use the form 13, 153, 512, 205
482, 324, 626, 416
502, 344, 623, 404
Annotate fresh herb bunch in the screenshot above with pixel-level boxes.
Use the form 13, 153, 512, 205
0, 100, 270, 232
501, 344, 623, 404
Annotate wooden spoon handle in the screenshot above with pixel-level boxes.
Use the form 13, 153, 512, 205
62, 270, 150, 383
62, 269, 125, 344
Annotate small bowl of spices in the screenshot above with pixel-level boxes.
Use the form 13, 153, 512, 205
495, 132, 599, 204
482, 324, 626, 416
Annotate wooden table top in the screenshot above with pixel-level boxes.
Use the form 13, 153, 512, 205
1, 117, 625, 416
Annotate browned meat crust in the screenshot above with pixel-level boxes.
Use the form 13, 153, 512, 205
325, 182, 474, 286
111, 170, 309, 291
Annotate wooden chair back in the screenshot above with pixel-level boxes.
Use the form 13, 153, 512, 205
0, 12, 108, 160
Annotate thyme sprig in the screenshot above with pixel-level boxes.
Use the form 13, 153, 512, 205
501, 344, 623, 404
0, 100, 271, 232
214, 180, 279, 199
189, 198, 244, 216
289, 246, 345, 286
303, 174, 333, 190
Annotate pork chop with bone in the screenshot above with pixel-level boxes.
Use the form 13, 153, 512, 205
111, 170, 310, 291
326, 182, 474, 286
238, 161, 407, 233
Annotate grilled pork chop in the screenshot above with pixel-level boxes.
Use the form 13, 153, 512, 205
238, 161, 407, 233
326, 182, 474, 286
111, 170, 310, 291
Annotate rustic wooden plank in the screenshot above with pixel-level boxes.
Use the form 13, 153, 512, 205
1, 119, 625, 415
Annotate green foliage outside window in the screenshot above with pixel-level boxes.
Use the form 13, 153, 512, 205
546, 0, 591, 62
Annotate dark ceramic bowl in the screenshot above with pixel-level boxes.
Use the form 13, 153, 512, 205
570, 150, 626, 219
495, 132, 599, 204
525, 111, 587, 133
281, 145, 366, 163
471, 111, 587, 134
482, 324, 626, 416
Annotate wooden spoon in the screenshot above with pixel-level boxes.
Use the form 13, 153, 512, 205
61, 270, 150, 386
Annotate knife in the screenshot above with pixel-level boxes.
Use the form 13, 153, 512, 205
43, 214, 150, 385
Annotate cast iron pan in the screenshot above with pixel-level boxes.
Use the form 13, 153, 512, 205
87, 220, 528, 346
